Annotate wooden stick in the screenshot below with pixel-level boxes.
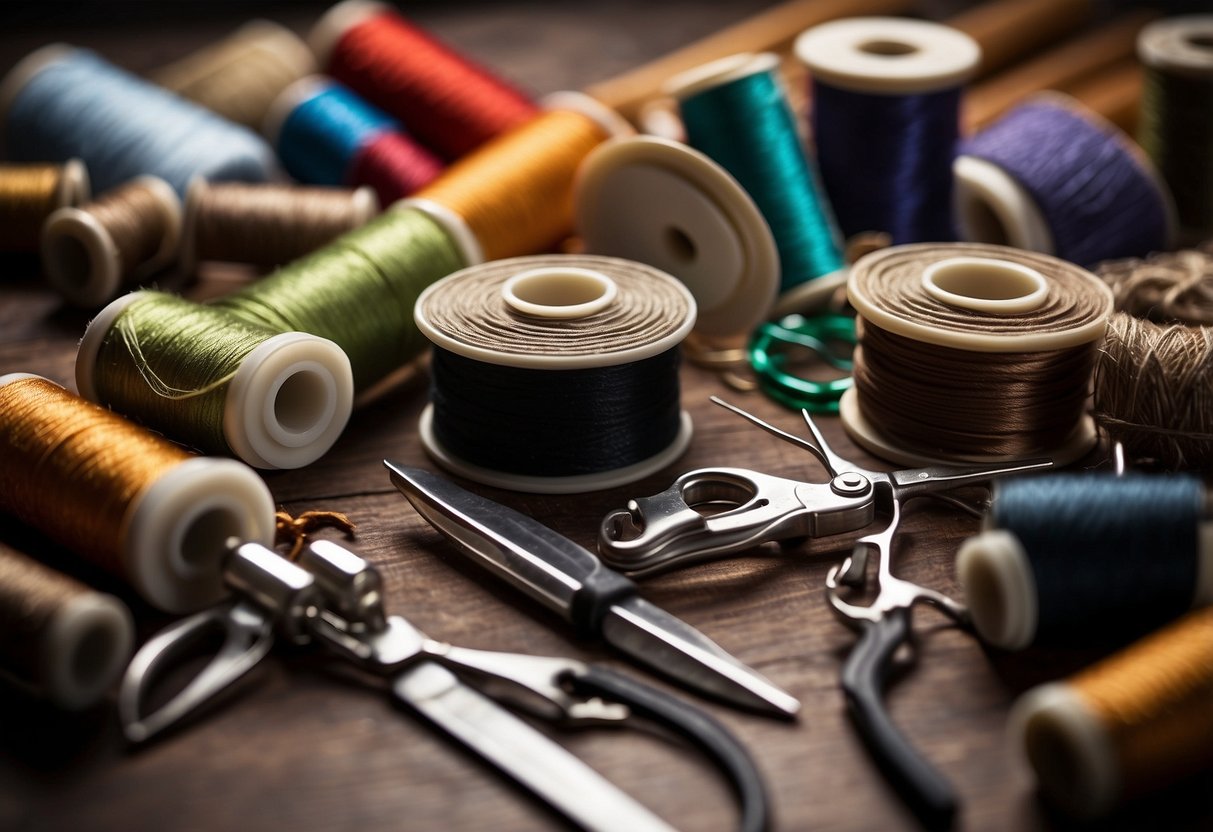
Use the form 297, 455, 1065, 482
947, 0, 1095, 76
1066, 59, 1143, 135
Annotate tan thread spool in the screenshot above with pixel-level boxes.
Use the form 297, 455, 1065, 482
0, 539, 132, 710
181, 179, 379, 272
41, 175, 182, 308
150, 20, 317, 130
0, 159, 89, 252
0, 374, 275, 612
1011, 607, 1213, 819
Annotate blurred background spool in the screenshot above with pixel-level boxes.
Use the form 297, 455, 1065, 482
265, 77, 442, 205
414, 255, 695, 494
41, 176, 181, 308
1138, 15, 1213, 244
0, 160, 89, 253
955, 94, 1173, 266
311, 0, 539, 160
0, 374, 276, 612
841, 243, 1113, 466
1010, 608, 1213, 819
77, 294, 354, 470
0, 46, 277, 196
1096, 242, 1213, 326
795, 18, 980, 244
150, 20, 316, 130
957, 473, 1213, 650
180, 179, 379, 273
0, 539, 132, 710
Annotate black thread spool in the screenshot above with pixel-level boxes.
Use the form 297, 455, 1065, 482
957, 473, 1213, 649
414, 255, 696, 494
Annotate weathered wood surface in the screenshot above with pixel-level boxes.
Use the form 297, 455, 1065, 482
1, 4, 1210, 831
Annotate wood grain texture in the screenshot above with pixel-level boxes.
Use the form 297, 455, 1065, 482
0, 3, 1210, 831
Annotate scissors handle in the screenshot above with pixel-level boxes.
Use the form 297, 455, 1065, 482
840, 608, 957, 830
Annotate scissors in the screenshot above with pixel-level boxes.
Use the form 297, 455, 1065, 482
598, 397, 1051, 576
121, 539, 771, 832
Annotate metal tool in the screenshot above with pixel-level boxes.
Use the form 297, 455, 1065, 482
598, 397, 1052, 576
826, 490, 967, 830
385, 461, 799, 719
121, 538, 772, 832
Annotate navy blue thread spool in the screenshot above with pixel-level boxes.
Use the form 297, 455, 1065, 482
795, 18, 980, 244
955, 93, 1175, 267
957, 473, 1213, 650
414, 255, 696, 494
0, 46, 276, 197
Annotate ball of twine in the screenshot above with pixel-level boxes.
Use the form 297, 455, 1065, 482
1096, 241, 1213, 326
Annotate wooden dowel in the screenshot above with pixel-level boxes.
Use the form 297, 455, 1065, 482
1066, 59, 1143, 134
948, 0, 1095, 76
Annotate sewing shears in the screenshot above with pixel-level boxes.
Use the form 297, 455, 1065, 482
121, 538, 771, 832
598, 397, 1051, 576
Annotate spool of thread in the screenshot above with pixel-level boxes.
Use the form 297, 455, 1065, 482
664, 52, 846, 313
151, 20, 316, 130
181, 179, 379, 273
955, 94, 1174, 266
795, 18, 980, 243
1097, 242, 1213, 327
575, 135, 779, 339
841, 243, 1113, 466
311, 0, 539, 160
41, 176, 182, 308
0, 46, 277, 196
0, 539, 132, 709
1093, 312, 1213, 471
957, 473, 1213, 650
77, 293, 355, 469
0, 160, 89, 252
265, 77, 442, 205
415, 254, 696, 493
0, 374, 276, 612
1138, 16, 1213, 243
410, 94, 628, 262
1010, 607, 1213, 819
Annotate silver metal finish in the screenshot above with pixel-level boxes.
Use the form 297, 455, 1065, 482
224, 540, 321, 643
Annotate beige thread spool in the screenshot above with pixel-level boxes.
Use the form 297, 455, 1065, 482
0, 159, 89, 252
41, 175, 182, 308
0, 539, 132, 710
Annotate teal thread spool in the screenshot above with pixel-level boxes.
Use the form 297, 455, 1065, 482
667, 52, 846, 313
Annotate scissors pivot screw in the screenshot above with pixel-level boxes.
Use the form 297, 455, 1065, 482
831, 473, 870, 496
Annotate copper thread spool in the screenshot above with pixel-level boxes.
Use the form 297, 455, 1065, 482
0, 159, 89, 252
0, 539, 132, 710
0, 374, 275, 612
1012, 607, 1213, 818
181, 178, 379, 272
41, 175, 182, 308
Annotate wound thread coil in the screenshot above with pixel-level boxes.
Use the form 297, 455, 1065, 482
0, 160, 89, 252
1096, 242, 1213, 327
1011, 607, 1213, 819
842, 243, 1113, 465
42, 176, 181, 308
0, 539, 132, 710
0, 374, 276, 612
415, 255, 696, 493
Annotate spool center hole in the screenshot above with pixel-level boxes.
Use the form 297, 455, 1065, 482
274, 370, 330, 434
502, 267, 618, 319
928, 260, 1043, 301
71, 626, 113, 687
1187, 33, 1213, 50
179, 507, 243, 572
964, 198, 1010, 247
858, 39, 918, 57
47, 234, 92, 291
664, 226, 697, 264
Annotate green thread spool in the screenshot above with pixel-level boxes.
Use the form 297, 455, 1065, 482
212, 206, 469, 389
78, 293, 354, 469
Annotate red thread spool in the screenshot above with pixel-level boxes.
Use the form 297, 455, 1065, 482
351, 130, 444, 205
312, 1, 539, 160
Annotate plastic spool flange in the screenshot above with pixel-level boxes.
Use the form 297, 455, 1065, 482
44, 590, 133, 710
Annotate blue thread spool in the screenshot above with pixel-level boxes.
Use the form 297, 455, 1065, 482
957, 473, 1213, 650
955, 94, 1175, 266
665, 52, 846, 313
795, 18, 980, 244
0, 46, 276, 196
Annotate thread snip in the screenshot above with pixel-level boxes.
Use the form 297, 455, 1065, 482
0, 160, 89, 252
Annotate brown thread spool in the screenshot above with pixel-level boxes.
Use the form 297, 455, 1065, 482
0, 374, 275, 612
181, 179, 379, 273
841, 243, 1113, 466
0, 539, 132, 709
0, 159, 89, 252
41, 175, 182, 308
1093, 312, 1213, 471
1011, 607, 1213, 818
151, 20, 317, 130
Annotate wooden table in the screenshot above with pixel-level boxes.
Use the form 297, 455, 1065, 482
1, 4, 1209, 830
